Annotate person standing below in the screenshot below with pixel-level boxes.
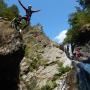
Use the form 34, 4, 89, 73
11, 14, 22, 33
74, 48, 83, 60
18, 0, 40, 29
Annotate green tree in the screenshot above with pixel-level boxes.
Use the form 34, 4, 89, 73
0, 0, 7, 8
68, 11, 90, 30
0, 0, 19, 20
77, 0, 90, 9
9, 4, 19, 17
63, 0, 90, 45
0, 0, 7, 17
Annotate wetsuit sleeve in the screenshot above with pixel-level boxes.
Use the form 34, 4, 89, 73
18, 0, 27, 10
32, 10, 40, 13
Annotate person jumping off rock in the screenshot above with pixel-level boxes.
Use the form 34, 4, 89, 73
18, 0, 40, 29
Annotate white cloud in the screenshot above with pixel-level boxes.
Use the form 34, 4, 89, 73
54, 30, 67, 43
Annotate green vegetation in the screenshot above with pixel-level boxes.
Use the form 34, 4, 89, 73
52, 62, 71, 81
27, 76, 37, 90
28, 54, 43, 72
77, 0, 90, 9
63, 0, 90, 45
23, 23, 50, 72
0, 0, 19, 20
41, 62, 71, 90
41, 80, 57, 90
41, 85, 52, 90
58, 65, 71, 76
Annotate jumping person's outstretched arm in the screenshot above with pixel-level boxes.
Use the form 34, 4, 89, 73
32, 10, 40, 13
18, 0, 26, 10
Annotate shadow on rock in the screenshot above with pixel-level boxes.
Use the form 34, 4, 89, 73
0, 47, 25, 90
0, 23, 25, 90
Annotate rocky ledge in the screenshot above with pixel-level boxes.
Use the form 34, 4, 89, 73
0, 20, 25, 90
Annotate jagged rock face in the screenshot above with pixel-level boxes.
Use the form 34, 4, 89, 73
0, 21, 25, 90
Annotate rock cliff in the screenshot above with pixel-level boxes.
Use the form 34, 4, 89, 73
19, 25, 73, 90
0, 20, 25, 90
0, 20, 76, 90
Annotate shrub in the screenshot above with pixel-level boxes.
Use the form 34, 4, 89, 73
41, 85, 52, 90
0, 1, 19, 20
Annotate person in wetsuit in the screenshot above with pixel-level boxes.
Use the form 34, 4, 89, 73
18, 0, 40, 29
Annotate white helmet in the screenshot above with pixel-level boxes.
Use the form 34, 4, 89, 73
28, 5, 32, 8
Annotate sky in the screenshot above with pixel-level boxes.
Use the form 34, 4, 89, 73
6, 0, 78, 43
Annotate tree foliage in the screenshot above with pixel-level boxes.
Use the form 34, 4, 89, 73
77, 0, 90, 9
0, 0, 19, 20
63, 0, 90, 45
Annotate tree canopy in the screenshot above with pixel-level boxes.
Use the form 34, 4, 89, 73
0, 0, 19, 20
63, 0, 90, 45
77, 0, 90, 9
